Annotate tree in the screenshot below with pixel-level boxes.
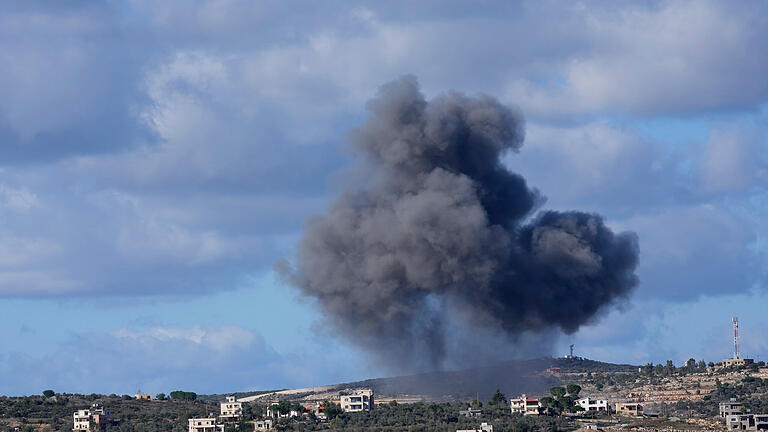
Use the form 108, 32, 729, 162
42, 390, 55, 398
169, 390, 197, 401
389, 400, 398, 407
321, 400, 343, 420
155, 393, 166, 401
490, 389, 507, 405
566, 384, 581, 397
549, 386, 566, 399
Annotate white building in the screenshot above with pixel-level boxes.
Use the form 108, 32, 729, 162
188, 417, 223, 432
252, 419, 273, 431
339, 389, 374, 412
575, 397, 608, 412
457, 423, 493, 432
220, 395, 243, 422
510, 395, 540, 415
73, 405, 109, 431
73, 409, 91, 431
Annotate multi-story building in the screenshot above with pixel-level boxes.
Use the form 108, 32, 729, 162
726, 414, 768, 431
73, 404, 110, 431
220, 395, 243, 422
614, 402, 643, 417
575, 397, 608, 412
720, 400, 746, 418
510, 395, 540, 416
73, 409, 91, 431
339, 389, 374, 412
188, 417, 222, 432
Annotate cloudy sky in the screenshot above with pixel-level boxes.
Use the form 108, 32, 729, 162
2, 0, 768, 396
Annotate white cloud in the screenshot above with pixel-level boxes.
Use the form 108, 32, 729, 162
113, 325, 257, 352
0, 184, 40, 212
697, 129, 768, 194
505, 1, 768, 117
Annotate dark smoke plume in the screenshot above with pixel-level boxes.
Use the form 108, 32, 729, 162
283, 76, 639, 369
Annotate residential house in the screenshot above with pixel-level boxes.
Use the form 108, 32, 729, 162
721, 400, 746, 418
339, 389, 374, 412
220, 396, 243, 422
614, 402, 643, 417
188, 417, 222, 432
457, 422, 493, 432
575, 398, 608, 412
510, 394, 540, 416
726, 414, 768, 431
252, 419, 273, 431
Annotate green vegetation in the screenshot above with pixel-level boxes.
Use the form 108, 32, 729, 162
168, 391, 197, 401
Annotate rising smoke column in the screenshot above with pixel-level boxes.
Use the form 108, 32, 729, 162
284, 76, 639, 368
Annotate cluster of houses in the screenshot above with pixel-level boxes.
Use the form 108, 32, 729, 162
719, 398, 768, 431
70, 388, 765, 431
70, 389, 375, 432
188, 389, 374, 432
508, 394, 643, 417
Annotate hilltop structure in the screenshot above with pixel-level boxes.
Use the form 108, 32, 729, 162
722, 317, 755, 368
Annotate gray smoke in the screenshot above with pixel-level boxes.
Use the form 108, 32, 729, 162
283, 76, 639, 369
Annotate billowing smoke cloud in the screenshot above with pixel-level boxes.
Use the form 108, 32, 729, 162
283, 76, 639, 369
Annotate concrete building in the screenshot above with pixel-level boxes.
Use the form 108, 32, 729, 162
510, 395, 540, 416
726, 414, 768, 431
721, 400, 746, 418
457, 422, 493, 432
252, 419, 273, 431
188, 417, 223, 432
73, 410, 91, 431
134, 393, 152, 400
73, 405, 109, 431
722, 358, 755, 368
220, 395, 243, 422
575, 397, 608, 412
459, 408, 483, 417
339, 389, 374, 412
614, 402, 643, 417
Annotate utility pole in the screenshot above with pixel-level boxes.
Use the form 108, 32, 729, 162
733, 317, 740, 359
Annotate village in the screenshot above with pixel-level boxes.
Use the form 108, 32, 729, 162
55, 318, 768, 432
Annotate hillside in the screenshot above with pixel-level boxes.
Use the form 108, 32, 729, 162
242, 357, 639, 403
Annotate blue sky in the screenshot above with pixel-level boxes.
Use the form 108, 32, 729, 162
1, 0, 768, 396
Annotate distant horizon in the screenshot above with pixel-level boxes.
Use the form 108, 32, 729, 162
2, 354, 758, 398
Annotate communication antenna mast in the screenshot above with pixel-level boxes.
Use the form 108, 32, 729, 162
733, 317, 740, 359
